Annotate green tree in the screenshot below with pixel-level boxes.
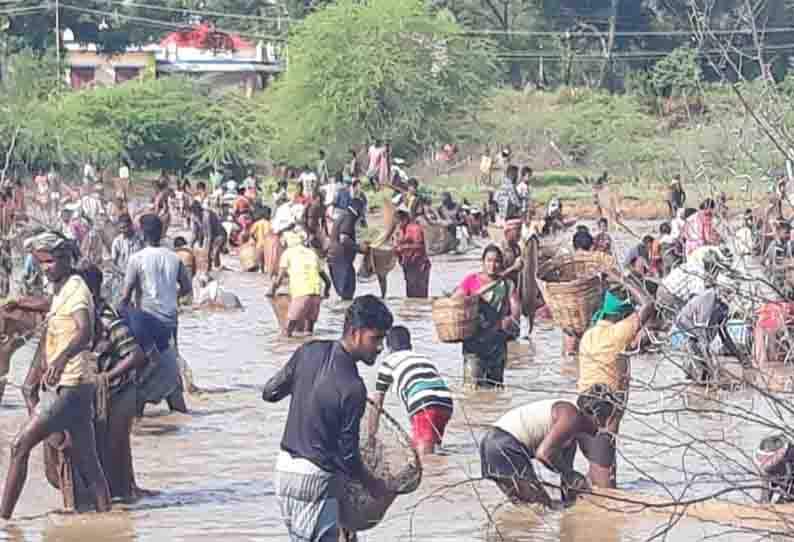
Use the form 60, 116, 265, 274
265, 0, 498, 163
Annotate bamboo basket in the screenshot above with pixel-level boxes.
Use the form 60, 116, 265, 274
431, 295, 479, 343
487, 226, 505, 244
194, 248, 210, 273
239, 241, 258, 272
538, 255, 606, 337
370, 247, 397, 275
424, 224, 451, 255
359, 247, 397, 281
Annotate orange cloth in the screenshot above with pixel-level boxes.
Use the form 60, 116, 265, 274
233, 195, 252, 215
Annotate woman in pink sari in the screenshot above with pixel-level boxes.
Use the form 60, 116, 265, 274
684, 198, 720, 257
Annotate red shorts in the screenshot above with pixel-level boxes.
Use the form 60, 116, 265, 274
410, 406, 452, 449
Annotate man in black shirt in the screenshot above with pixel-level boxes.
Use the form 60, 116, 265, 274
190, 202, 226, 271
263, 295, 393, 542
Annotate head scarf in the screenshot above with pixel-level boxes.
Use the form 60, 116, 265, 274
25, 231, 66, 254
591, 290, 633, 324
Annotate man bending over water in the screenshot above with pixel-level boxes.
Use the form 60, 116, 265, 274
479, 385, 618, 507
263, 295, 392, 542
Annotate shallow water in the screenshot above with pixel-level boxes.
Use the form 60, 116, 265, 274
0, 219, 789, 542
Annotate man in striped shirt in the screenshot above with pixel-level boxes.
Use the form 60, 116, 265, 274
370, 326, 453, 456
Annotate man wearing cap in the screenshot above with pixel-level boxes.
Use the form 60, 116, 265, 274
395, 204, 431, 298
577, 271, 655, 488
120, 215, 192, 413
1, 232, 111, 518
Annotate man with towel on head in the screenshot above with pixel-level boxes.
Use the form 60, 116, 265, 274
119, 214, 192, 414
1, 232, 112, 519
577, 270, 655, 489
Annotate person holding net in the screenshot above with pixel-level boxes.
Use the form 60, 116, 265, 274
263, 295, 393, 542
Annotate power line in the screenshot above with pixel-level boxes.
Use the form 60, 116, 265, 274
60, 4, 285, 42
495, 42, 794, 61
451, 26, 794, 38
104, 0, 292, 25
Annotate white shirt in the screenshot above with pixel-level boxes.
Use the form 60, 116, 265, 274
80, 194, 104, 222
83, 163, 96, 183
494, 399, 576, 450
273, 203, 295, 234
119, 166, 130, 179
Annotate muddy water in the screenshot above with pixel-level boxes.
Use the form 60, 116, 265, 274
0, 221, 789, 542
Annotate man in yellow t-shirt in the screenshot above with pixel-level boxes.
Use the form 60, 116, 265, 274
1, 232, 111, 519
577, 272, 655, 491
268, 235, 331, 337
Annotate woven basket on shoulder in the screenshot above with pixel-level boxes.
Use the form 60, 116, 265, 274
538, 254, 608, 336
432, 295, 479, 343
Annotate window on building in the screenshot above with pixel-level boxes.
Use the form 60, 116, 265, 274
115, 67, 140, 84
70, 67, 95, 89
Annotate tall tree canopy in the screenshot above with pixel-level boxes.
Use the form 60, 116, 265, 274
265, 0, 499, 162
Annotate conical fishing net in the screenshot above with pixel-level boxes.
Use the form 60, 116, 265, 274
337, 399, 422, 532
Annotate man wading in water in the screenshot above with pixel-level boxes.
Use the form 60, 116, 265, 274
1, 232, 111, 519
120, 215, 192, 413
263, 295, 392, 541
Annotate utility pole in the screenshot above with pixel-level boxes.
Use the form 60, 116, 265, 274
55, 0, 60, 82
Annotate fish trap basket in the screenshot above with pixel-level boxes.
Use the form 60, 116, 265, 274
432, 295, 479, 343
358, 247, 397, 281
424, 224, 450, 255
239, 242, 258, 272
338, 399, 422, 532
538, 255, 606, 336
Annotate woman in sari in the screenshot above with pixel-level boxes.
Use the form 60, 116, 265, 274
454, 245, 521, 388
328, 198, 368, 300
684, 198, 720, 257
395, 206, 431, 298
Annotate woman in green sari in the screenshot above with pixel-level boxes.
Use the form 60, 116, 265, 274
454, 245, 521, 388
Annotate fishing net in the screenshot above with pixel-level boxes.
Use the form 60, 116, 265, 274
337, 399, 422, 532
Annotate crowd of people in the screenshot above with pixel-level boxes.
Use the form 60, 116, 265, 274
2, 154, 794, 542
